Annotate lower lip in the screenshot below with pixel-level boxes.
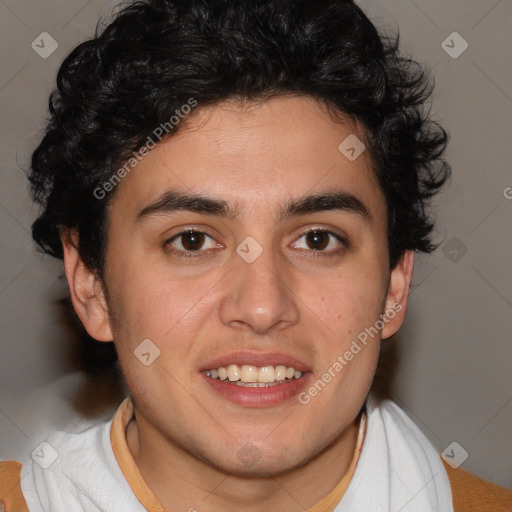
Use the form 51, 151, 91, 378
202, 373, 311, 407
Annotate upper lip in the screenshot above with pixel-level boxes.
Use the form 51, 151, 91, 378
199, 351, 311, 373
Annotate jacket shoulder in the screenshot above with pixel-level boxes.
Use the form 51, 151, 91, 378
0, 461, 29, 512
442, 459, 512, 511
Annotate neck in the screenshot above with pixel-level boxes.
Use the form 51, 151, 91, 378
126, 410, 363, 512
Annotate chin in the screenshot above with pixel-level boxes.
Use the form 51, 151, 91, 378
199, 443, 312, 479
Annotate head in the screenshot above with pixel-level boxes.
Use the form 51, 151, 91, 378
29, 0, 449, 476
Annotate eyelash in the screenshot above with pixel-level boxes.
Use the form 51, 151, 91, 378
292, 229, 347, 258
164, 228, 347, 260
164, 229, 221, 260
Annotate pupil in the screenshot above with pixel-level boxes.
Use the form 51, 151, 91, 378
182, 232, 204, 251
307, 231, 328, 250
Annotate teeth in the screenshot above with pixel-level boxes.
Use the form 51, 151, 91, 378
258, 366, 275, 383
227, 364, 240, 381
275, 365, 287, 381
205, 364, 303, 384
240, 365, 258, 383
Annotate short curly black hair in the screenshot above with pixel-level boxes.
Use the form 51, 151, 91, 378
29, 0, 450, 276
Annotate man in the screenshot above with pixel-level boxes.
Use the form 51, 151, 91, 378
1, 0, 511, 510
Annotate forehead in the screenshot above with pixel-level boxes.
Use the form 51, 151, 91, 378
109, 95, 385, 221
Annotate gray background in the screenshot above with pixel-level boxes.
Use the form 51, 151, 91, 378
1, 0, 511, 491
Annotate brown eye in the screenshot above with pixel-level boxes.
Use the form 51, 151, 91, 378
305, 230, 330, 250
166, 230, 219, 254
180, 231, 206, 251
291, 229, 346, 254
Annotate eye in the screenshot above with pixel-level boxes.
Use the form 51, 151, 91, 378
166, 230, 220, 254
291, 229, 345, 253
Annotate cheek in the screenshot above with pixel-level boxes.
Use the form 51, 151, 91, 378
106, 270, 199, 398
307, 263, 387, 334
303, 276, 383, 409
106, 258, 218, 354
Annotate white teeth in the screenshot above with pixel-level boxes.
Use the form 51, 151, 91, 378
258, 366, 275, 383
275, 365, 287, 381
227, 364, 240, 381
240, 365, 258, 383
204, 364, 304, 384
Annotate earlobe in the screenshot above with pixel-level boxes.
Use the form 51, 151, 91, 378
381, 250, 415, 340
61, 229, 113, 342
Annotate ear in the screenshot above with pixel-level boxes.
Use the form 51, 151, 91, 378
381, 250, 415, 340
61, 229, 113, 342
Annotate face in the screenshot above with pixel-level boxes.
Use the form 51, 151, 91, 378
66, 96, 411, 477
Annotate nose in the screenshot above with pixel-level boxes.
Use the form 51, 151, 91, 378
219, 242, 300, 335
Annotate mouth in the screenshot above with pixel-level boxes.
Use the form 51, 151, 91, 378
203, 364, 303, 387
200, 352, 311, 407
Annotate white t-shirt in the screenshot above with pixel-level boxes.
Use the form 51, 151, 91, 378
19, 393, 453, 512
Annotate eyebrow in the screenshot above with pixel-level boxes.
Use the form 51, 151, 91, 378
135, 191, 240, 222
278, 191, 370, 222
135, 189, 371, 223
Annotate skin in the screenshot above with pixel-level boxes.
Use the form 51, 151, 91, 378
62, 95, 414, 511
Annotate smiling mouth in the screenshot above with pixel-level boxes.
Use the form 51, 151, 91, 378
203, 364, 304, 387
